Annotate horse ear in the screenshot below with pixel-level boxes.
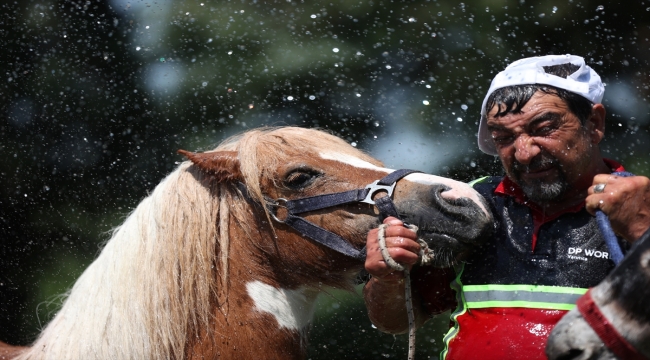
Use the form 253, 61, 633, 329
178, 149, 242, 182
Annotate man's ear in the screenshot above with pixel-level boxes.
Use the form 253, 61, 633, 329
177, 149, 242, 182
587, 104, 606, 144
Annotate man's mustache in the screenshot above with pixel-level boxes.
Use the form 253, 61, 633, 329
512, 155, 559, 175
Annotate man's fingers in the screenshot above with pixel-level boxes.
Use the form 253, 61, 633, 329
383, 224, 418, 240
384, 236, 421, 253
365, 221, 422, 279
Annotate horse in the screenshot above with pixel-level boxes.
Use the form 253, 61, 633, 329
0, 127, 493, 360
546, 228, 650, 360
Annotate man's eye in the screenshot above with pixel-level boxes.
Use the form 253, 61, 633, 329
533, 126, 554, 136
492, 134, 513, 145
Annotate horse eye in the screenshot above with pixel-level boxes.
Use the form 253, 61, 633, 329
284, 170, 320, 189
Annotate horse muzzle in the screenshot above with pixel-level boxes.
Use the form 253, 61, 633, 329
395, 182, 494, 267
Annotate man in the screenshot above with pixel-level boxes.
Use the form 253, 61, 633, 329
363, 54, 650, 359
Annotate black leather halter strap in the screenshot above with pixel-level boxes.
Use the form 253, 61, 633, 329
238, 169, 420, 260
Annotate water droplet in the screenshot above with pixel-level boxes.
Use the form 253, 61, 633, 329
287, 96, 294, 101
332, 47, 339, 53
596, 5, 604, 11
385, 65, 392, 69
539, 13, 546, 18
145, 25, 150, 29
457, 117, 463, 122
461, 104, 468, 110
408, 17, 417, 23
135, 46, 141, 51
311, 14, 317, 19
309, 95, 316, 100
227, 51, 233, 55
356, 93, 361, 97
552, 6, 558, 13
202, 81, 208, 87
422, 100, 430, 105
351, 142, 357, 147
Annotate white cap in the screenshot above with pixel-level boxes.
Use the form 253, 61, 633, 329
477, 54, 604, 155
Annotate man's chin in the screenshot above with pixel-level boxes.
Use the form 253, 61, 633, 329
520, 182, 566, 203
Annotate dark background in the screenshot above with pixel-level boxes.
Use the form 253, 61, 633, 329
2, 0, 650, 358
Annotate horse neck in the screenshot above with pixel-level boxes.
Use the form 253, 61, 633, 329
15, 168, 223, 360
185, 221, 322, 360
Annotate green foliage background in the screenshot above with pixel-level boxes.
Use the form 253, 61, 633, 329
2, 0, 650, 358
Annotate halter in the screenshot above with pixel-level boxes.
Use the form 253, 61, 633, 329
577, 289, 648, 360
239, 169, 421, 261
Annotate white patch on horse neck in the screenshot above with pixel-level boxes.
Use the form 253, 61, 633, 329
319, 151, 488, 216
246, 280, 319, 331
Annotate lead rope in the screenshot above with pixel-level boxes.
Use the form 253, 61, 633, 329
377, 224, 435, 360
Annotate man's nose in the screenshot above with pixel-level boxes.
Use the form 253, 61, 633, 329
514, 135, 541, 165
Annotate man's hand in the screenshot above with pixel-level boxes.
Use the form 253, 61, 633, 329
586, 174, 650, 242
365, 216, 421, 282
362, 216, 427, 334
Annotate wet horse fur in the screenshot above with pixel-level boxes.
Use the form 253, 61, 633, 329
546, 228, 650, 360
0, 127, 492, 360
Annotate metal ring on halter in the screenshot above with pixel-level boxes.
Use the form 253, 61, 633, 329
268, 198, 288, 223
594, 183, 606, 194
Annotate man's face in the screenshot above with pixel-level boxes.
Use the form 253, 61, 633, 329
486, 92, 596, 204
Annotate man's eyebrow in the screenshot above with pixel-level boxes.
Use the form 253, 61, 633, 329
486, 124, 509, 132
529, 111, 561, 125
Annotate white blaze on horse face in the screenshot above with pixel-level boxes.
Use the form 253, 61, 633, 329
404, 173, 489, 216
319, 151, 489, 216
246, 280, 319, 331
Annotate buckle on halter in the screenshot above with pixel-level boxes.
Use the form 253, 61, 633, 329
361, 180, 396, 205
268, 198, 289, 223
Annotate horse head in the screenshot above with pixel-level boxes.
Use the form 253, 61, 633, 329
180, 127, 492, 285
546, 229, 650, 360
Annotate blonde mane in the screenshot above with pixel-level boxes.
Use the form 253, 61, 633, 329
15, 127, 364, 360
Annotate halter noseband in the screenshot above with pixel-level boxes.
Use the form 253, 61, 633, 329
239, 169, 420, 261
577, 289, 648, 360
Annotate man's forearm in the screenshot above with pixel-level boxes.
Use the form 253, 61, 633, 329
363, 276, 428, 334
